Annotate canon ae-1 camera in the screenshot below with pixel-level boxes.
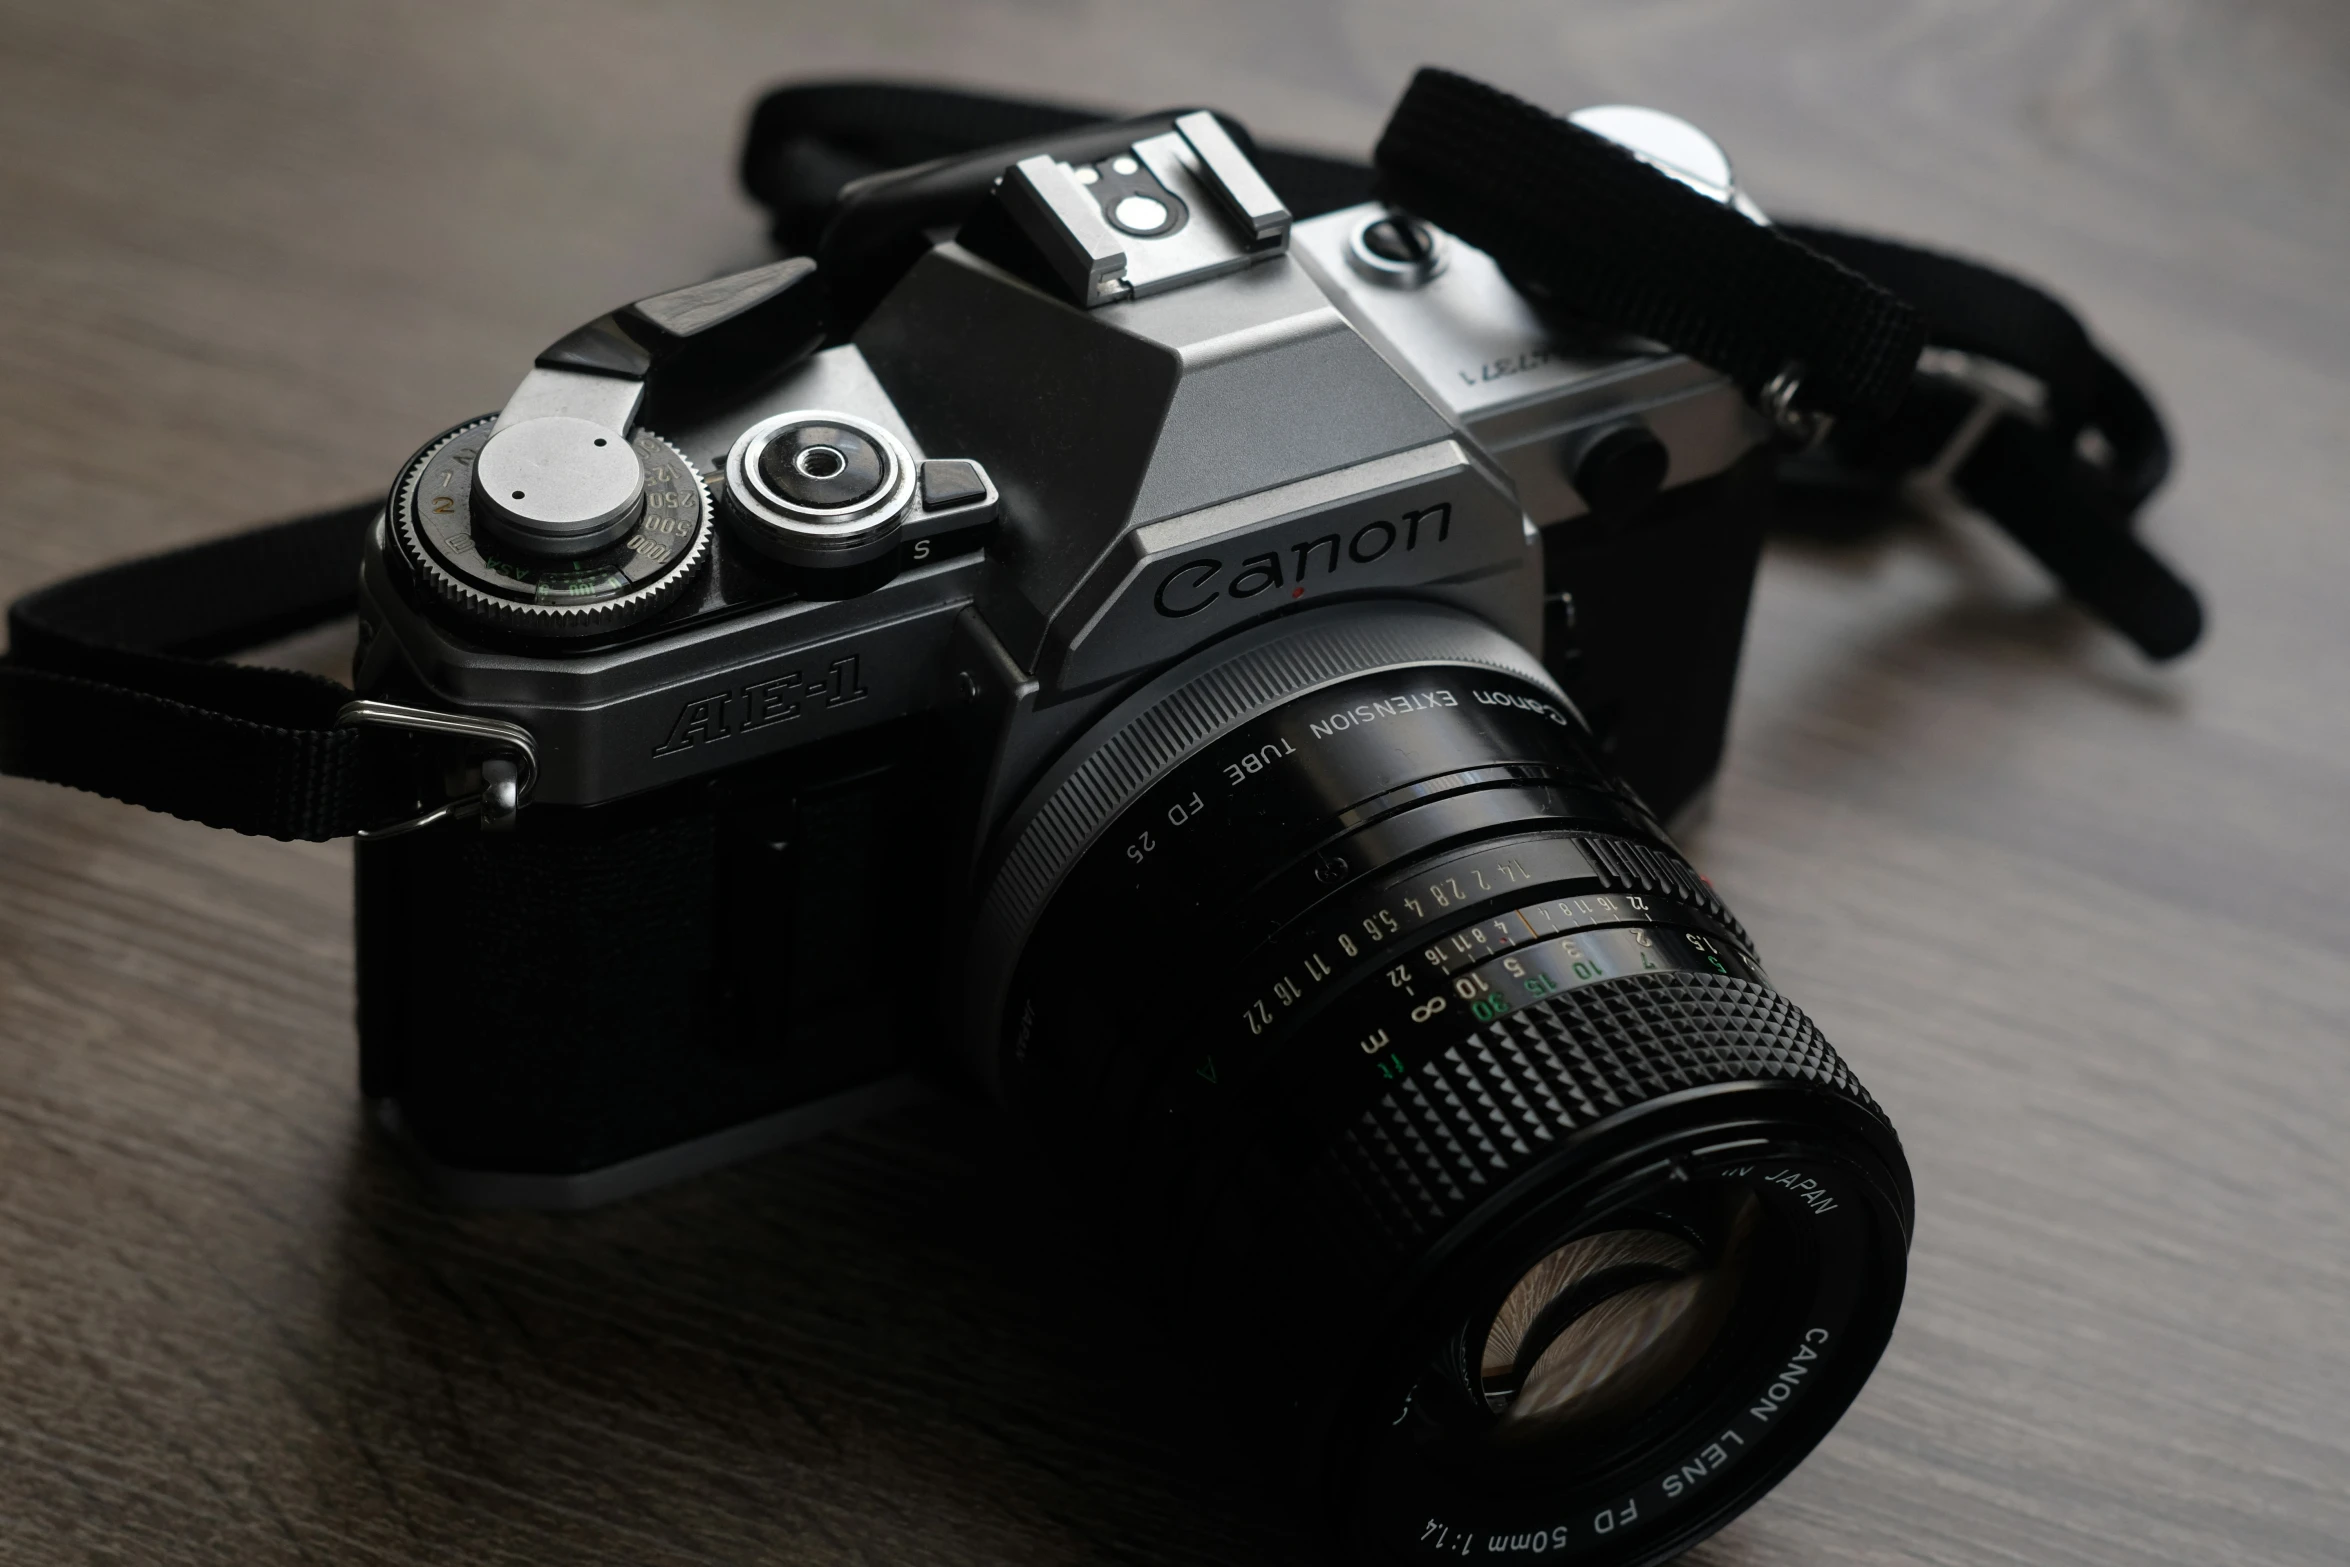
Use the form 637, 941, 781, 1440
348, 101, 1909, 1566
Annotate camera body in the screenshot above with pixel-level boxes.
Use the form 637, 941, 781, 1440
353, 108, 1774, 1203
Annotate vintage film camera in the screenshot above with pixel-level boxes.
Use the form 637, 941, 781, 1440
359, 104, 1801, 1192
348, 95, 1909, 1564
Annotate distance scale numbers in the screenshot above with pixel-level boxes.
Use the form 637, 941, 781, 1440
1157, 910, 1766, 1153
1167, 837, 1760, 1113
1346, 922, 1764, 1089
1223, 843, 1760, 1055
1187, 917, 1772, 1147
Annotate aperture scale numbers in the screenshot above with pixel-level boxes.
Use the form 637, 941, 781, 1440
1171, 899, 1761, 1131
1229, 845, 1755, 1053
1236, 849, 1545, 1038
1164, 835, 1758, 1120
1355, 924, 1757, 1083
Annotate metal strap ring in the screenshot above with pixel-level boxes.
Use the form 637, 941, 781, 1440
333, 699, 540, 839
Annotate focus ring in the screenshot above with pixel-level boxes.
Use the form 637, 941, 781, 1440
1315, 971, 1878, 1262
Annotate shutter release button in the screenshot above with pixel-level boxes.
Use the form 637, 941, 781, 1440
755, 422, 889, 509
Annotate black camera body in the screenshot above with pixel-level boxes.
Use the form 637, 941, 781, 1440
353, 107, 1779, 1204
350, 101, 1917, 1564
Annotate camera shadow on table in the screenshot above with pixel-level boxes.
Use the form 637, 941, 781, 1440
311, 1098, 1318, 1567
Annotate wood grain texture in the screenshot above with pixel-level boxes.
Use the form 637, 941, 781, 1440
0, 2, 2344, 1563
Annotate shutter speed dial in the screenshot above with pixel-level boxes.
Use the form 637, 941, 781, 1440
393, 418, 710, 638
471, 415, 647, 557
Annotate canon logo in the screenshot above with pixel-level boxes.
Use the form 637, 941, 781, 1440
1151, 502, 1455, 618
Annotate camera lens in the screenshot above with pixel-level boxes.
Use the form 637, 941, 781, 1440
970, 604, 1910, 1564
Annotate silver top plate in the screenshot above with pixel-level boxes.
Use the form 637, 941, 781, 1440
1291, 204, 1766, 526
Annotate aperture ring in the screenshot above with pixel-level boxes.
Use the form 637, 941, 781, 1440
1128, 834, 1764, 1143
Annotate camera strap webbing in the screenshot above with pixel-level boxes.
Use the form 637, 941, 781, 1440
1369, 68, 2197, 658
0, 503, 385, 838
1372, 70, 1928, 427
0, 70, 2200, 844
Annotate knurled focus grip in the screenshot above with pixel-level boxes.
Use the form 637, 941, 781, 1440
1312, 971, 1880, 1266
1373, 68, 1926, 425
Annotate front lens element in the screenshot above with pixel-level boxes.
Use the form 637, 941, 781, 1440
1480, 1189, 1759, 1445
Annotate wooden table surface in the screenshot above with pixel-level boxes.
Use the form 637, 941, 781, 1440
1, 2, 2343, 1563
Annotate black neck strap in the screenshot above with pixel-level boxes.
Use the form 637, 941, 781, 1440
1776, 222, 2196, 655
1374, 69, 1926, 429
1362, 69, 2196, 656
0, 504, 382, 839
0, 72, 2201, 843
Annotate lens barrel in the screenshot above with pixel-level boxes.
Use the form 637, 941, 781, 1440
973, 605, 1910, 1565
